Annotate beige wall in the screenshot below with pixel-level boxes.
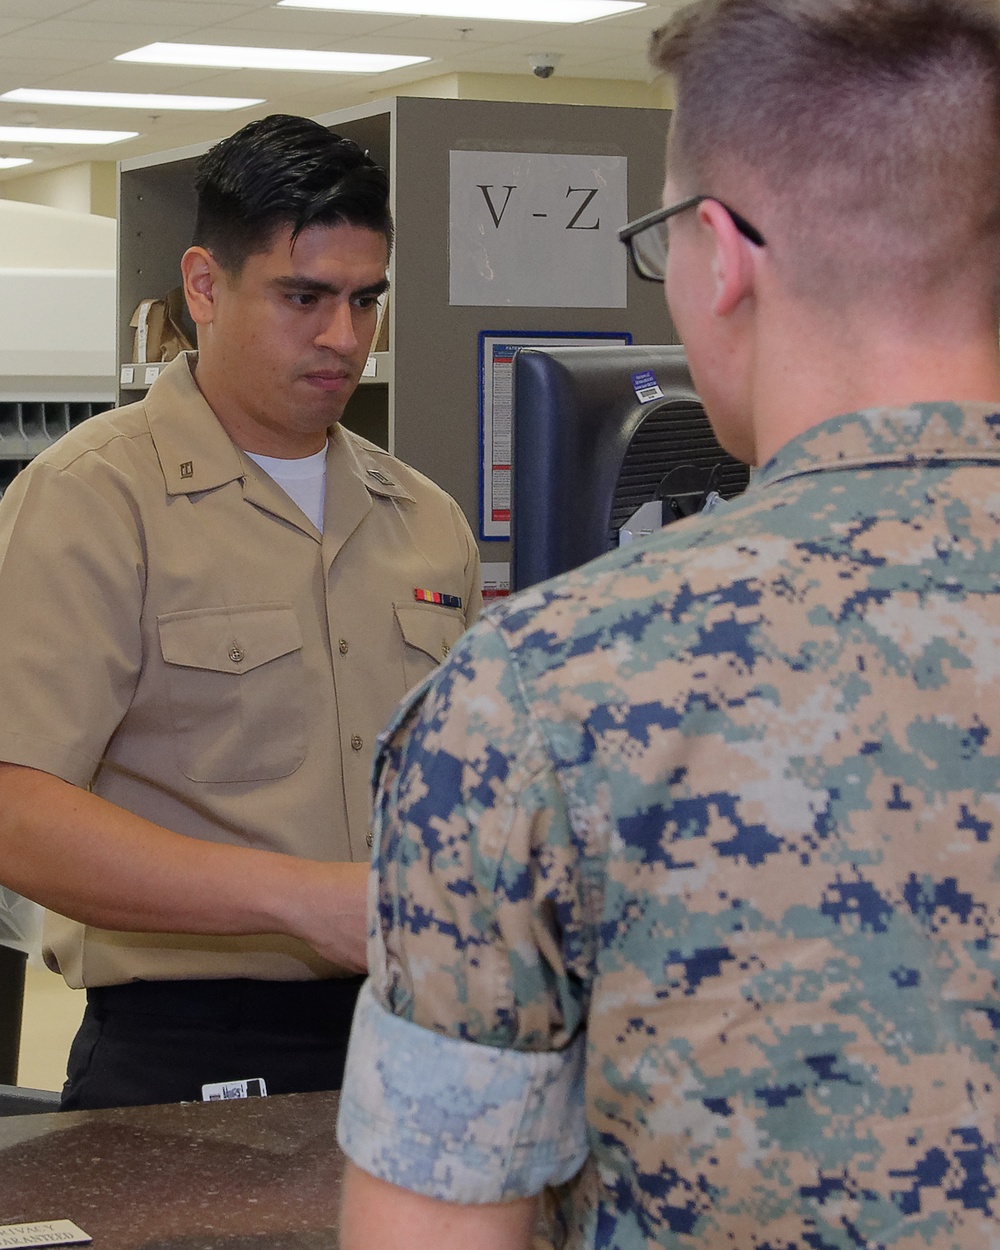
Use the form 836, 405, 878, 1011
2, 161, 117, 218
89, 162, 117, 218
0, 198, 115, 268
402, 71, 672, 109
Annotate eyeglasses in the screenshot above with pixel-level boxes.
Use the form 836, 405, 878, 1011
619, 194, 766, 282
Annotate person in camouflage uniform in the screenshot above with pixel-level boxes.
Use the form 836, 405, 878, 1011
338, 1, 1000, 1247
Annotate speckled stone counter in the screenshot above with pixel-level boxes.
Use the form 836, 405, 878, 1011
0, 1091, 345, 1248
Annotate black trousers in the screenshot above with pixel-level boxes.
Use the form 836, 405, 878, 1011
60, 975, 365, 1111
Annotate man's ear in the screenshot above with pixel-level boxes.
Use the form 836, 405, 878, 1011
697, 199, 758, 318
180, 246, 221, 327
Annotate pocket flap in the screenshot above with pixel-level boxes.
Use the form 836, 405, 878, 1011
158, 604, 302, 675
394, 601, 464, 664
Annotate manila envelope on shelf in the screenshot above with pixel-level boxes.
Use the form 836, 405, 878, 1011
130, 287, 195, 364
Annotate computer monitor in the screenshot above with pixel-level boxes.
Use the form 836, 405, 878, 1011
511, 344, 750, 591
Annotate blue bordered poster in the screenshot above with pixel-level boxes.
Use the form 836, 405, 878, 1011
479, 330, 631, 541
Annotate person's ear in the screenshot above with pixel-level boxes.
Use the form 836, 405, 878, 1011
180, 246, 221, 327
696, 199, 758, 318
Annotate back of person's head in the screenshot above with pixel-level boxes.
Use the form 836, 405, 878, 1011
650, 0, 1000, 309
192, 113, 392, 276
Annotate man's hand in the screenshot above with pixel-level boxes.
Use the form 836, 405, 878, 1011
284, 859, 369, 972
0, 762, 370, 974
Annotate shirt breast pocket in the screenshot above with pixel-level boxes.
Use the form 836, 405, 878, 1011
394, 602, 466, 693
158, 604, 306, 784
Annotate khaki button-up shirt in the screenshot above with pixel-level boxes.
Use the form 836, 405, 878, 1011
0, 354, 481, 987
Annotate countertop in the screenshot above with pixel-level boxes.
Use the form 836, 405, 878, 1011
0, 1091, 345, 1248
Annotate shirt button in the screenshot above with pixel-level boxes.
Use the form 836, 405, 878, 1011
229, 646, 245, 664
339, 638, 349, 655
366, 831, 373, 849
442, 642, 450, 658
351, 734, 364, 751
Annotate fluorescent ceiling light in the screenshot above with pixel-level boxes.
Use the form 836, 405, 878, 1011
277, 0, 645, 19
0, 157, 31, 169
1, 88, 264, 112
0, 126, 137, 144
117, 43, 430, 73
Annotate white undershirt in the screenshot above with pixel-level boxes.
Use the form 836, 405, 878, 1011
245, 445, 328, 533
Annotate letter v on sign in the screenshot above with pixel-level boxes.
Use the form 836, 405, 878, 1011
477, 184, 516, 228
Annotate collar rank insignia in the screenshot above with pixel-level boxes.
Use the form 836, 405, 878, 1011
415, 588, 463, 609
367, 468, 394, 486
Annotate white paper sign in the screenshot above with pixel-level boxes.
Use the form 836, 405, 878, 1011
0, 1222, 91, 1248
450, 151, 628, 308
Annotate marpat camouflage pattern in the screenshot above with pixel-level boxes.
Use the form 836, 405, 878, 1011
338, 402, 1000, 1249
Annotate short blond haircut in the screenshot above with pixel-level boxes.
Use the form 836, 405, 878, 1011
651, 0, 1000, 306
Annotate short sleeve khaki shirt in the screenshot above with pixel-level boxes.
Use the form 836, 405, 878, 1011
0, 354, 481, 987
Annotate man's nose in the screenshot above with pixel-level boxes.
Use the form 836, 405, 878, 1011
315, 301, 358, 353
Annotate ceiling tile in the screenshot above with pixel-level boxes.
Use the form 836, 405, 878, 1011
199, 9, 412, 37
64, 0, 256, 25
12, 22, 184, 45
0, 0, 92, 19
0, 34, 116, 61
0, 17, 39, 36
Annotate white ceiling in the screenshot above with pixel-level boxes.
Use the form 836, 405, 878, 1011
0, 0, 681, 180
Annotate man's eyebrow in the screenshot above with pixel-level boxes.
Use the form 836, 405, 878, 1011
271, 275, 390, 298
356, 277, 391, 298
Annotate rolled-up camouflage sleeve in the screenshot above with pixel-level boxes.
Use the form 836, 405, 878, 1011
337, 617, 593, 1202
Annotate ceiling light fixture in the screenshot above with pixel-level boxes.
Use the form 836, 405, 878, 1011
0, 126, 137, 145
1, 88, 265, 112
116, 43, 429, 73
0, 157, 32, 169
277, 0, 645, 20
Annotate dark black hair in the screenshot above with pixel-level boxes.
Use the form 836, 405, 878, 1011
192, 113, 393, 274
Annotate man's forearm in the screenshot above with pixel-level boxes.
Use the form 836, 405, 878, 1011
340, 1163, 538, 1250
0, 762, 368, 970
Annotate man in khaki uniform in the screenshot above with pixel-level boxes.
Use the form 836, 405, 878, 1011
0, 113, 481, 1109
